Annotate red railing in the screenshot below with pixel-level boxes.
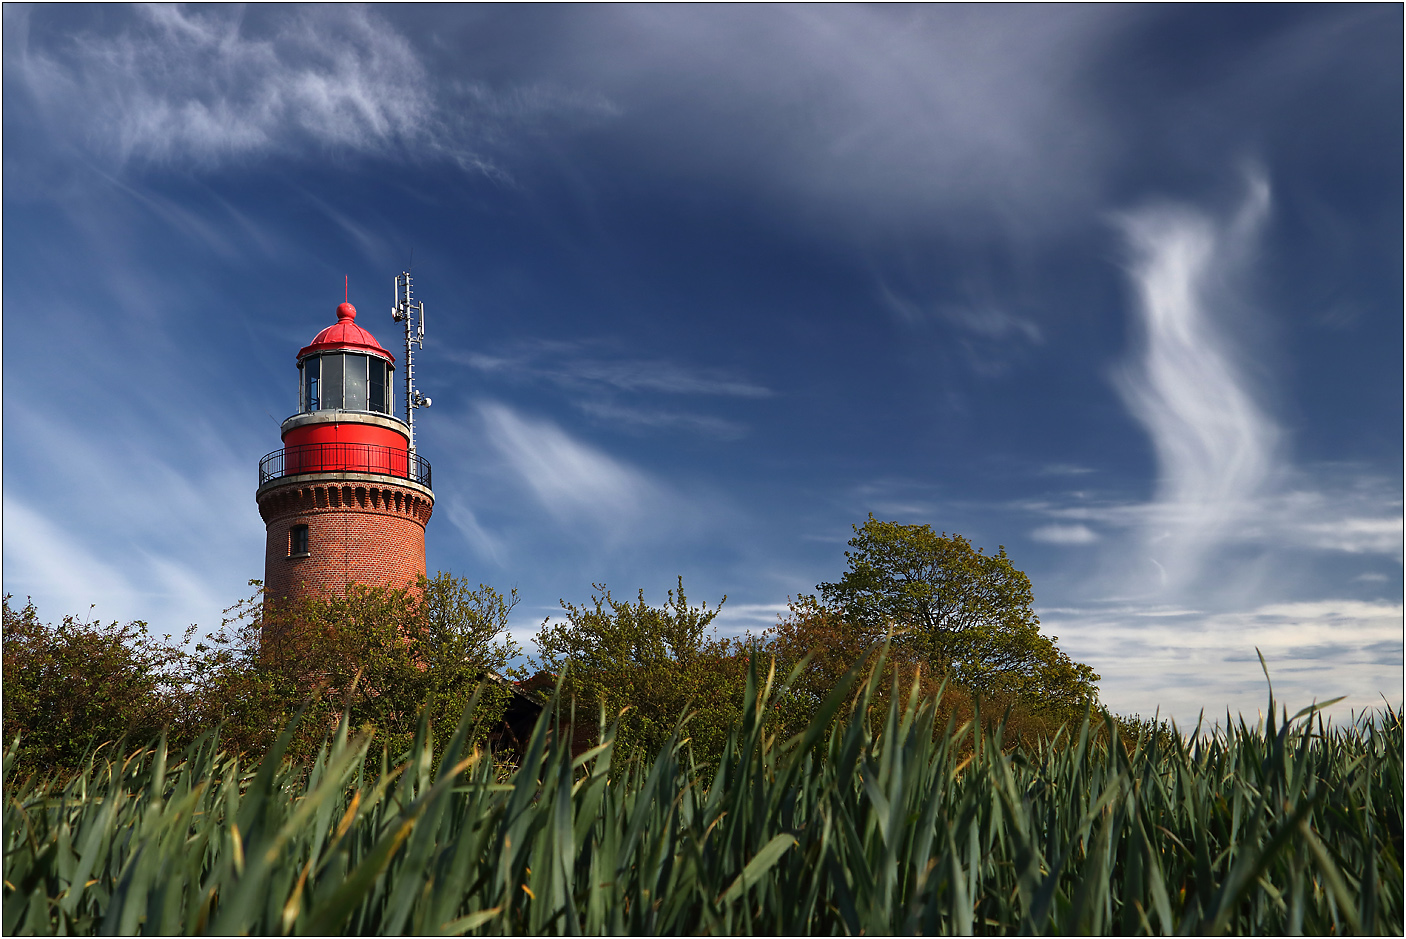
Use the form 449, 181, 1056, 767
259, 443, 431, 488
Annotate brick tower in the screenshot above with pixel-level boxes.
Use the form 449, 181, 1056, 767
257, 276, 433, 609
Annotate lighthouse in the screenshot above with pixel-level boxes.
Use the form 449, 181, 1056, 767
256, 275, 434, 609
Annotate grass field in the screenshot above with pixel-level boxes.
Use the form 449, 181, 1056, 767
4, 656, 1401, 935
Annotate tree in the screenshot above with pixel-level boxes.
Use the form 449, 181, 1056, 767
766, 595, 1070, 750
816, 516, 1099, 713
5, 574, 524, 772
534, 578, 750, 762
2, 596, 192, 772
206, 573, 523, 761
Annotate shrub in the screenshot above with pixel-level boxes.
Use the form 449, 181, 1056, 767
1, 595, 191, 772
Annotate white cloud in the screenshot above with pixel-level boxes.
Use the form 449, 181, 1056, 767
942, 305, 1042, 344
1030, 524, 1099, 545
574, 400, 747, 440
1015, 476, 1402, 563
444, 498, 506, 566
580, 5, 1134, 233
1112, 172, 1278, 591
476, 401, 666, 537
877, 283, 1042, 345
712, 602, 791, 637
459, 341, 771, 398
565, 360, 770, 398
11, 6, 610, 172
2, 499, 141, 621
1, 405, 267, 635
1045, 599, 1403, 724
1039, 464, 1097, 477
1005, 175, 1403, 723
2, 489, 250, 637
18, 6, 433, 164
1291, 518, 1403, 556
448, 341, 768, 441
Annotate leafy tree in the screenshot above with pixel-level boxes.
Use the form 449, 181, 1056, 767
205, 573, 523, 761
767, 595, 1082, 751
2, 572, 526, 774
816, 515, 1099, 714
2, 596, 191, 771
534, 578, 749, 762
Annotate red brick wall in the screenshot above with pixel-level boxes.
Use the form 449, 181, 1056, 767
257, 479, 434, 607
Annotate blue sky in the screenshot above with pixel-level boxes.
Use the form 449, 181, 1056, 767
4, 4, 1400, 723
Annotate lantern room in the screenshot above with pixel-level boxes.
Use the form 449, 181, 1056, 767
297, 302, 396, 415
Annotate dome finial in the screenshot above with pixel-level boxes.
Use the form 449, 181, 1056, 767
336, 302, 356, 322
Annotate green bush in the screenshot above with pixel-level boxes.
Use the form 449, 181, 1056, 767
533, 578, 751, 762
1, 596, 191, 771
2, 574, 523, 774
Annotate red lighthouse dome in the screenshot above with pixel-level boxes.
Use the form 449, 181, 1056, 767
298, 303, 396, 360
256, 291, 434, 610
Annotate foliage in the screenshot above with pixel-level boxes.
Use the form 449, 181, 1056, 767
3, 655, 1400, 936
1, 574, 523, 773
201, 574, 523, 763
418, 572, 523, 676
534, 578, 750, 761
817, 515, 1100, 713
767, 595, 1069, 749
1, 596, 192, 772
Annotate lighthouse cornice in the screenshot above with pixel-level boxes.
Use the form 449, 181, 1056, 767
257, 470, 435, 503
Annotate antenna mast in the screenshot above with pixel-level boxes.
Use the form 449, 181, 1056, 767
392, 272, 430, 454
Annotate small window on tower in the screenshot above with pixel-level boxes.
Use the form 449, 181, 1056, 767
290, 525, 310, 557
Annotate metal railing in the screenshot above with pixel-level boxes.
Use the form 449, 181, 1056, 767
259, 443, 431, 488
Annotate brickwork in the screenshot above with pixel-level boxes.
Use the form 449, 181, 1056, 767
257, 477, 434, 607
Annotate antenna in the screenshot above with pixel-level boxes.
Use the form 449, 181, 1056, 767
345, 275, 349, 303
392, 271, 430, 455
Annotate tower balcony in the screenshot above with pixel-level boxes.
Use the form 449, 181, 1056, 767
259, 442, 431, 489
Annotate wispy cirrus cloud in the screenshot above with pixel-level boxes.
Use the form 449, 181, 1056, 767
9, 5, 611, 173
1112, 173, 1279, 591
877, 280, 1044, 377
443, 497, 507, 567
15, 5, 435, 165
1031, 524, 1099, 546
475, 401, 668, 538
461, 340, 771, 398
1006, 174, 1403, 719
1, 408, 265, 633
570, 5, 1135, 233
452, 340, 769, 439
1039, 464, 1097, 477
1015, 476, 1402, 580
575, 400, 748, 440
711, 602, 792, 638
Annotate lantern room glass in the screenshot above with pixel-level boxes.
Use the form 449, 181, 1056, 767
299, 353, 394, 415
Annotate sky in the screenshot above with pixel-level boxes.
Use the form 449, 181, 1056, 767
4, 4, 1401, 724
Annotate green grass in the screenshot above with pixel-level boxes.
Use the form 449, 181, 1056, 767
4, 656, 1401, 935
